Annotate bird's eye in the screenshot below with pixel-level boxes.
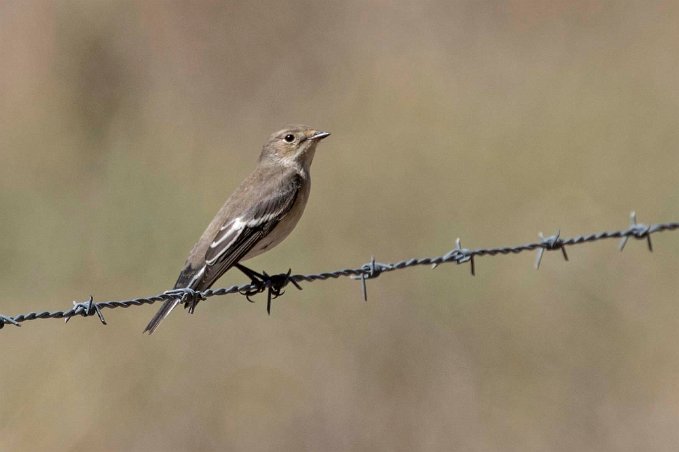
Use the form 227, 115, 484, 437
284, 134, 295, 143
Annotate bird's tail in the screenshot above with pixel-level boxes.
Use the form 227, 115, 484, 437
143, 297, 181, 334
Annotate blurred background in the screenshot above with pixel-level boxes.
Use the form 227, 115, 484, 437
1, 1, 679, 450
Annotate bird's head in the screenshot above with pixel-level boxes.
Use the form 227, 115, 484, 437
260, 125, 330, 170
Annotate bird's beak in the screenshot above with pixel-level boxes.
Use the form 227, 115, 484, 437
310, 131, 331, 141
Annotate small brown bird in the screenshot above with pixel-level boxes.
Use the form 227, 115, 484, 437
144, 125, 330, 334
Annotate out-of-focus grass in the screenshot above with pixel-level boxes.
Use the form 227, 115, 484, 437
1, 2, 679, 450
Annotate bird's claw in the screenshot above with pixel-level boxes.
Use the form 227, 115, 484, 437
238, 268, 300, 313
238, 281, 266, 302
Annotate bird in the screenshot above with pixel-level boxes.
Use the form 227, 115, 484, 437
143, 125, 330, 334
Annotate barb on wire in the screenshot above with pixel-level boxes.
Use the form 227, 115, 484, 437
65, 296, 107, 325
535, 230, 569, 269
352, 256, 386, 302
619, 211, 653, 252
1, 212, 678, 330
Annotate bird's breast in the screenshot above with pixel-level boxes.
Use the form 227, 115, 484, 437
242, 178, 310, 261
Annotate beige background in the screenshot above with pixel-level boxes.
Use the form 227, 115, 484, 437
2, 1, 679, 450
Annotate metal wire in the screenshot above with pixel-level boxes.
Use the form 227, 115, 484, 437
1, 211, 677, 330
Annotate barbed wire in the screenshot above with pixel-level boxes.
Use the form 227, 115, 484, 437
1, 211, 677, 330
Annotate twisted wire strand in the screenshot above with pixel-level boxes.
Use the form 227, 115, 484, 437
1, 213, 677, 329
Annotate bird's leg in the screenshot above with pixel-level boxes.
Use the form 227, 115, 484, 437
235, 263, 267, 302
235, 265, 300, 313
234, 263, 266, 283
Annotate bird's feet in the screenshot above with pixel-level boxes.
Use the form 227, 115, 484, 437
235, 265, 302, 314
235, 263, 268, 302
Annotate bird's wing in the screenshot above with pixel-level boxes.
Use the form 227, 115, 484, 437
191, 172, 303, 290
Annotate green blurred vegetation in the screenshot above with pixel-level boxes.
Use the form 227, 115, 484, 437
2, 1, 679, 450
